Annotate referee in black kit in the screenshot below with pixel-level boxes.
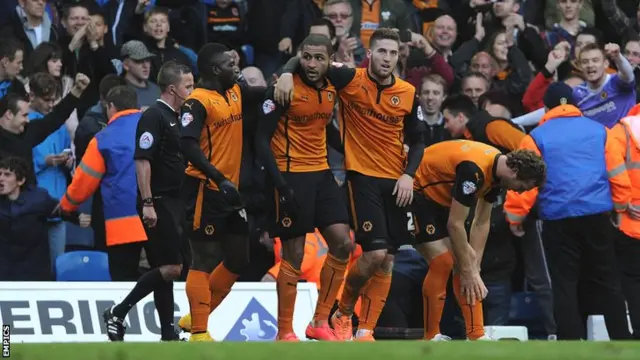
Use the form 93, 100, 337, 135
103, 61, 195, 342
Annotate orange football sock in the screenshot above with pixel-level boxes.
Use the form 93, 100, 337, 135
338, 260, 367, 317
423, 251, 454, 339
208, 263, 239, 314
185, 270, 211, 333
358, 270, 392, 331
277, 260, 302, 335
453, 274, 485, 340
314, 253, 348, 323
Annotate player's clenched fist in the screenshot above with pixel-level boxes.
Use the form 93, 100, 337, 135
605, 43, 621, 59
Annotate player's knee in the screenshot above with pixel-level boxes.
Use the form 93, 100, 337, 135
361, 248, 388, 271
379, 254, 394, 274
281, 236, 305, 270
160, 264, 182, 281
328, 235, 353, 261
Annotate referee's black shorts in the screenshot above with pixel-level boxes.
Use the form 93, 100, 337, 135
143, 196, 188, 266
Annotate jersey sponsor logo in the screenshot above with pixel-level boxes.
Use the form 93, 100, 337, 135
462, 181, 477, 195
346, 101, 403, 124
417, 105, 424, 121
213, 113, 243, 129
290, 112, 332, 123
138, 132, 154, 150
181, 112, 194, 127
224, 297, 277, 341
262, 99, 276, 114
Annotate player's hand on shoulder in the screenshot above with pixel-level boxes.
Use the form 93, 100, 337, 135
218, 179, 243, 208
274, 73, 294, 106
393, 174, 414, 207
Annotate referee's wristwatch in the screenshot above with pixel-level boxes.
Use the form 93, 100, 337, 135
142, 198, 154, 207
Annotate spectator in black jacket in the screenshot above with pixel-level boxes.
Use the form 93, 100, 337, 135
0, 37, 26, 99
59, 1, 116, 118
0, 0, 60, 60
134, 6, 193, 82
0, 156, 83, 281
0, 73, 89, 180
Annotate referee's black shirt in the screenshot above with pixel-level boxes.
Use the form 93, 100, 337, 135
134, 99, 185, 196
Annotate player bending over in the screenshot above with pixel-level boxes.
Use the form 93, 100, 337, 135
412, 140, 545, 341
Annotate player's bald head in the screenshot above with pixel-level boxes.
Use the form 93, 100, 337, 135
197, 43, 229, 78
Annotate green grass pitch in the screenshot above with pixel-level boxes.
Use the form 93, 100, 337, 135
7, 341, 640, 360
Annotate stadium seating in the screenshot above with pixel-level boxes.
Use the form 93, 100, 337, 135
55, 251, 111, 281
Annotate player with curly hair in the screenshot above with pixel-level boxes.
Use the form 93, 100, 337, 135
411, 140, 544, 341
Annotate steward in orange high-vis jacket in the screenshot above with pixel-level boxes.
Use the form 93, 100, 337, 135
60, 87, 147, 281
609, 104, 640, 338
503, 83, 633, 340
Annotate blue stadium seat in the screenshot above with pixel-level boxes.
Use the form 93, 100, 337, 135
55, 251, 111, 281
509, 292, 543, 322
242, 45, 254, 65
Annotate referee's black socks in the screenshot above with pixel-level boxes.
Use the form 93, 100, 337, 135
154, 280, 178, 339
113, 268, 165, 318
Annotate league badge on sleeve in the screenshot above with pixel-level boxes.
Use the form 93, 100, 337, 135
417, 105, 424, 121
462, 181, 477, 195
139, 131, 154, 150
262, 99, 276, 114
181, 112, 194, 127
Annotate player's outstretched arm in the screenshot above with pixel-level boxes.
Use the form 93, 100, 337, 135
179, 99, 228, 185
255, 88, 290, 189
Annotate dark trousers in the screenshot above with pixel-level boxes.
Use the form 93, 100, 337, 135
615, 230, 640, 339
483, 279, 512, 326
521, 220, 556, 335
543, 213, 631, 340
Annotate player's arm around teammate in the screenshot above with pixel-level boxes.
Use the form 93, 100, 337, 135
255, 34, 354, 341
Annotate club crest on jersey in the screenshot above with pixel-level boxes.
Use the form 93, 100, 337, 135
390, 95, 400, 106
282, 217, 292, 228
232, 7, 239, 16
181, 112, 194, 127
230, 92, 238, 102
462, 181, 477, 195
327, 92, 333, 102
362, 221, 373, 232
262, 99, 276, 114
600, 91, 608, 100
426, 224, 435, 235
205, 225, 215, 236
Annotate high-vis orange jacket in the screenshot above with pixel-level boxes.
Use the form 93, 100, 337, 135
610, 104, 640, 239
60, 110, 147, 247
505, 105, 631, 225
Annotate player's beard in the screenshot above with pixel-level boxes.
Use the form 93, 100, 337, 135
371, 62, 395, 81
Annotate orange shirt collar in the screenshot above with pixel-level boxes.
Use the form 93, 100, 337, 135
539, 105, 582, 125
108, 109, 141, 124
